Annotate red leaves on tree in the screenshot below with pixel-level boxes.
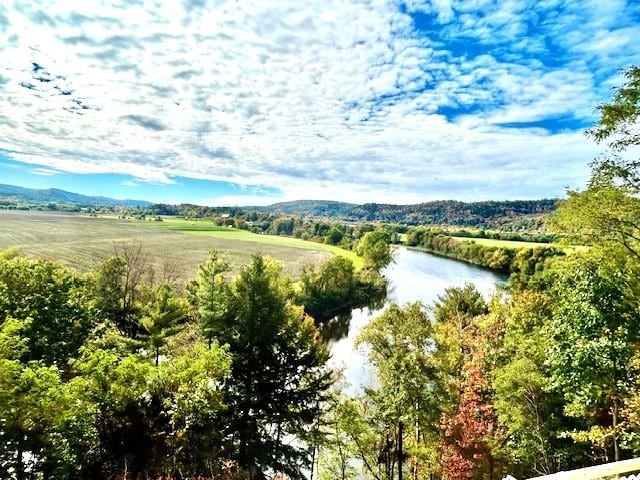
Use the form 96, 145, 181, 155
440, 357, 497, 480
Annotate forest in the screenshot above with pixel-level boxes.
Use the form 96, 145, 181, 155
0, 229, 391, 479
404, 227, 563, 274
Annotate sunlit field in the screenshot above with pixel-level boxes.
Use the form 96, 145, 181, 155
0, 211, 351, 280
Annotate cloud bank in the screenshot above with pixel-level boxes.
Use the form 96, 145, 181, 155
1, 0, 639, 203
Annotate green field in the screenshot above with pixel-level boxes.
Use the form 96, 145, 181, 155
450, 236, 553, 249
149, 217, 363, 266
450, 236, 587, 253
0, 211, 360, 281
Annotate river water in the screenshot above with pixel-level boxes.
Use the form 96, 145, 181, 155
328, 246, 508, 393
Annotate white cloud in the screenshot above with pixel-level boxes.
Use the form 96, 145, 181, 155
31, 167, 59, 176
0, 0, 638, 203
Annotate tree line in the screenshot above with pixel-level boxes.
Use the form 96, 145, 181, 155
404, 227, 563, 276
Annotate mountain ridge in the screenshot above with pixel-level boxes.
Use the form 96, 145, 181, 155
250, 198, 557, 226
0, 183, 151, 207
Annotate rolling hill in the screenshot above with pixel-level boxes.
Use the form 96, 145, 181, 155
0, 184, 151, 207
254, 198, 557, 227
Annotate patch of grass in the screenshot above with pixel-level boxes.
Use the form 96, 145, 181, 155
147, 218, 364, 267
0, 211, 341, 281
450, 236, 584, 253
450, 236, 552, 249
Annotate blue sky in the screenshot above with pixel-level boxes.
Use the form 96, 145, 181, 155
0, 0, 639, 205
0, 156, 281, 204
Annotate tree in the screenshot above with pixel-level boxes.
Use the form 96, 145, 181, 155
547, 250, 640, 462
440, 354, 497, 480
356, 230, 393, 271
318, 397, 382, 480
587, 66, 640, 190
432, 284, 487, 404
553, 66, 640, 260
140, 284, 186, 366
299, 256, 356, 319
357, 302, 440, 478
553, 185, 640, 261
196, 250, 232, 349
492, 291, 578, 476
152, 338, 231, 475
0, 256, 93, 364
93, 243, 151, 338
432, 290, 501, 480
0, 319, 73, 479
67, 330, 154, 475
325, 226, 344, 245
215, 254, 331, 478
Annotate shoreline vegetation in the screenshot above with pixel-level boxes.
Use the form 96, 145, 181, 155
403, 226, 566, 277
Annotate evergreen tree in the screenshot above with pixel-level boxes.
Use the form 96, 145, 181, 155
196, 250, 232, 349
140, 284, 186, 366
219, 254, 332, 478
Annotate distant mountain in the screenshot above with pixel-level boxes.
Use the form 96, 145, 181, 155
256, 198, 558, 227
254, 200, 357, 216
0, 184, 151, 207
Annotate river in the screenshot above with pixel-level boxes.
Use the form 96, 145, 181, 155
328, 246, 508, 393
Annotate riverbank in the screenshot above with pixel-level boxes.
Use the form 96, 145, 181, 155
330, 246, 506, 393
403, 231, 564, 275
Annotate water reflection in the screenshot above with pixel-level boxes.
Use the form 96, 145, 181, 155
318, 288, 387, 343
328, 246, 507, 393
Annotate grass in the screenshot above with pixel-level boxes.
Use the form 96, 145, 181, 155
450, 236, 587, 253
450, 236, 553, 249
148, 217, 363, 267
0, 211, 360, 281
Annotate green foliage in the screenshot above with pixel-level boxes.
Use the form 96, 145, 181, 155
356, 229, 393, 270
92, 244, 152, 338
196, 250, 232, 348
325, 226, 344, 245
140, 284, 186, 365
196, 254, 332, 477
0, 256, 93, 364
299, 255, 356, 319
553, 185, 640, 261
492, 292, 580, 476
357, 302, 440, 477
318, 396, 382, 480
590, 66, 640, 147
547, 250, 640, 460
406, 226, 564, 275
357, 303, 436, 423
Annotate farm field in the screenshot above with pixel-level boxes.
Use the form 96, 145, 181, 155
148, 217, 364, 267
450, 236, 587, 253
450, 236, 553, 249
0, 211, 355, 281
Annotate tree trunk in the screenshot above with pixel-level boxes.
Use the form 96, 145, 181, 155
310, 444, 316, 480
239, 372, 252, 468
414, 419, 420, 480
398, 421, 404, 480
16, 435, 24, 480
613, 396, 620, 462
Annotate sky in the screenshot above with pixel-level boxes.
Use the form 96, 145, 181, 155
1, 0, 639, 206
